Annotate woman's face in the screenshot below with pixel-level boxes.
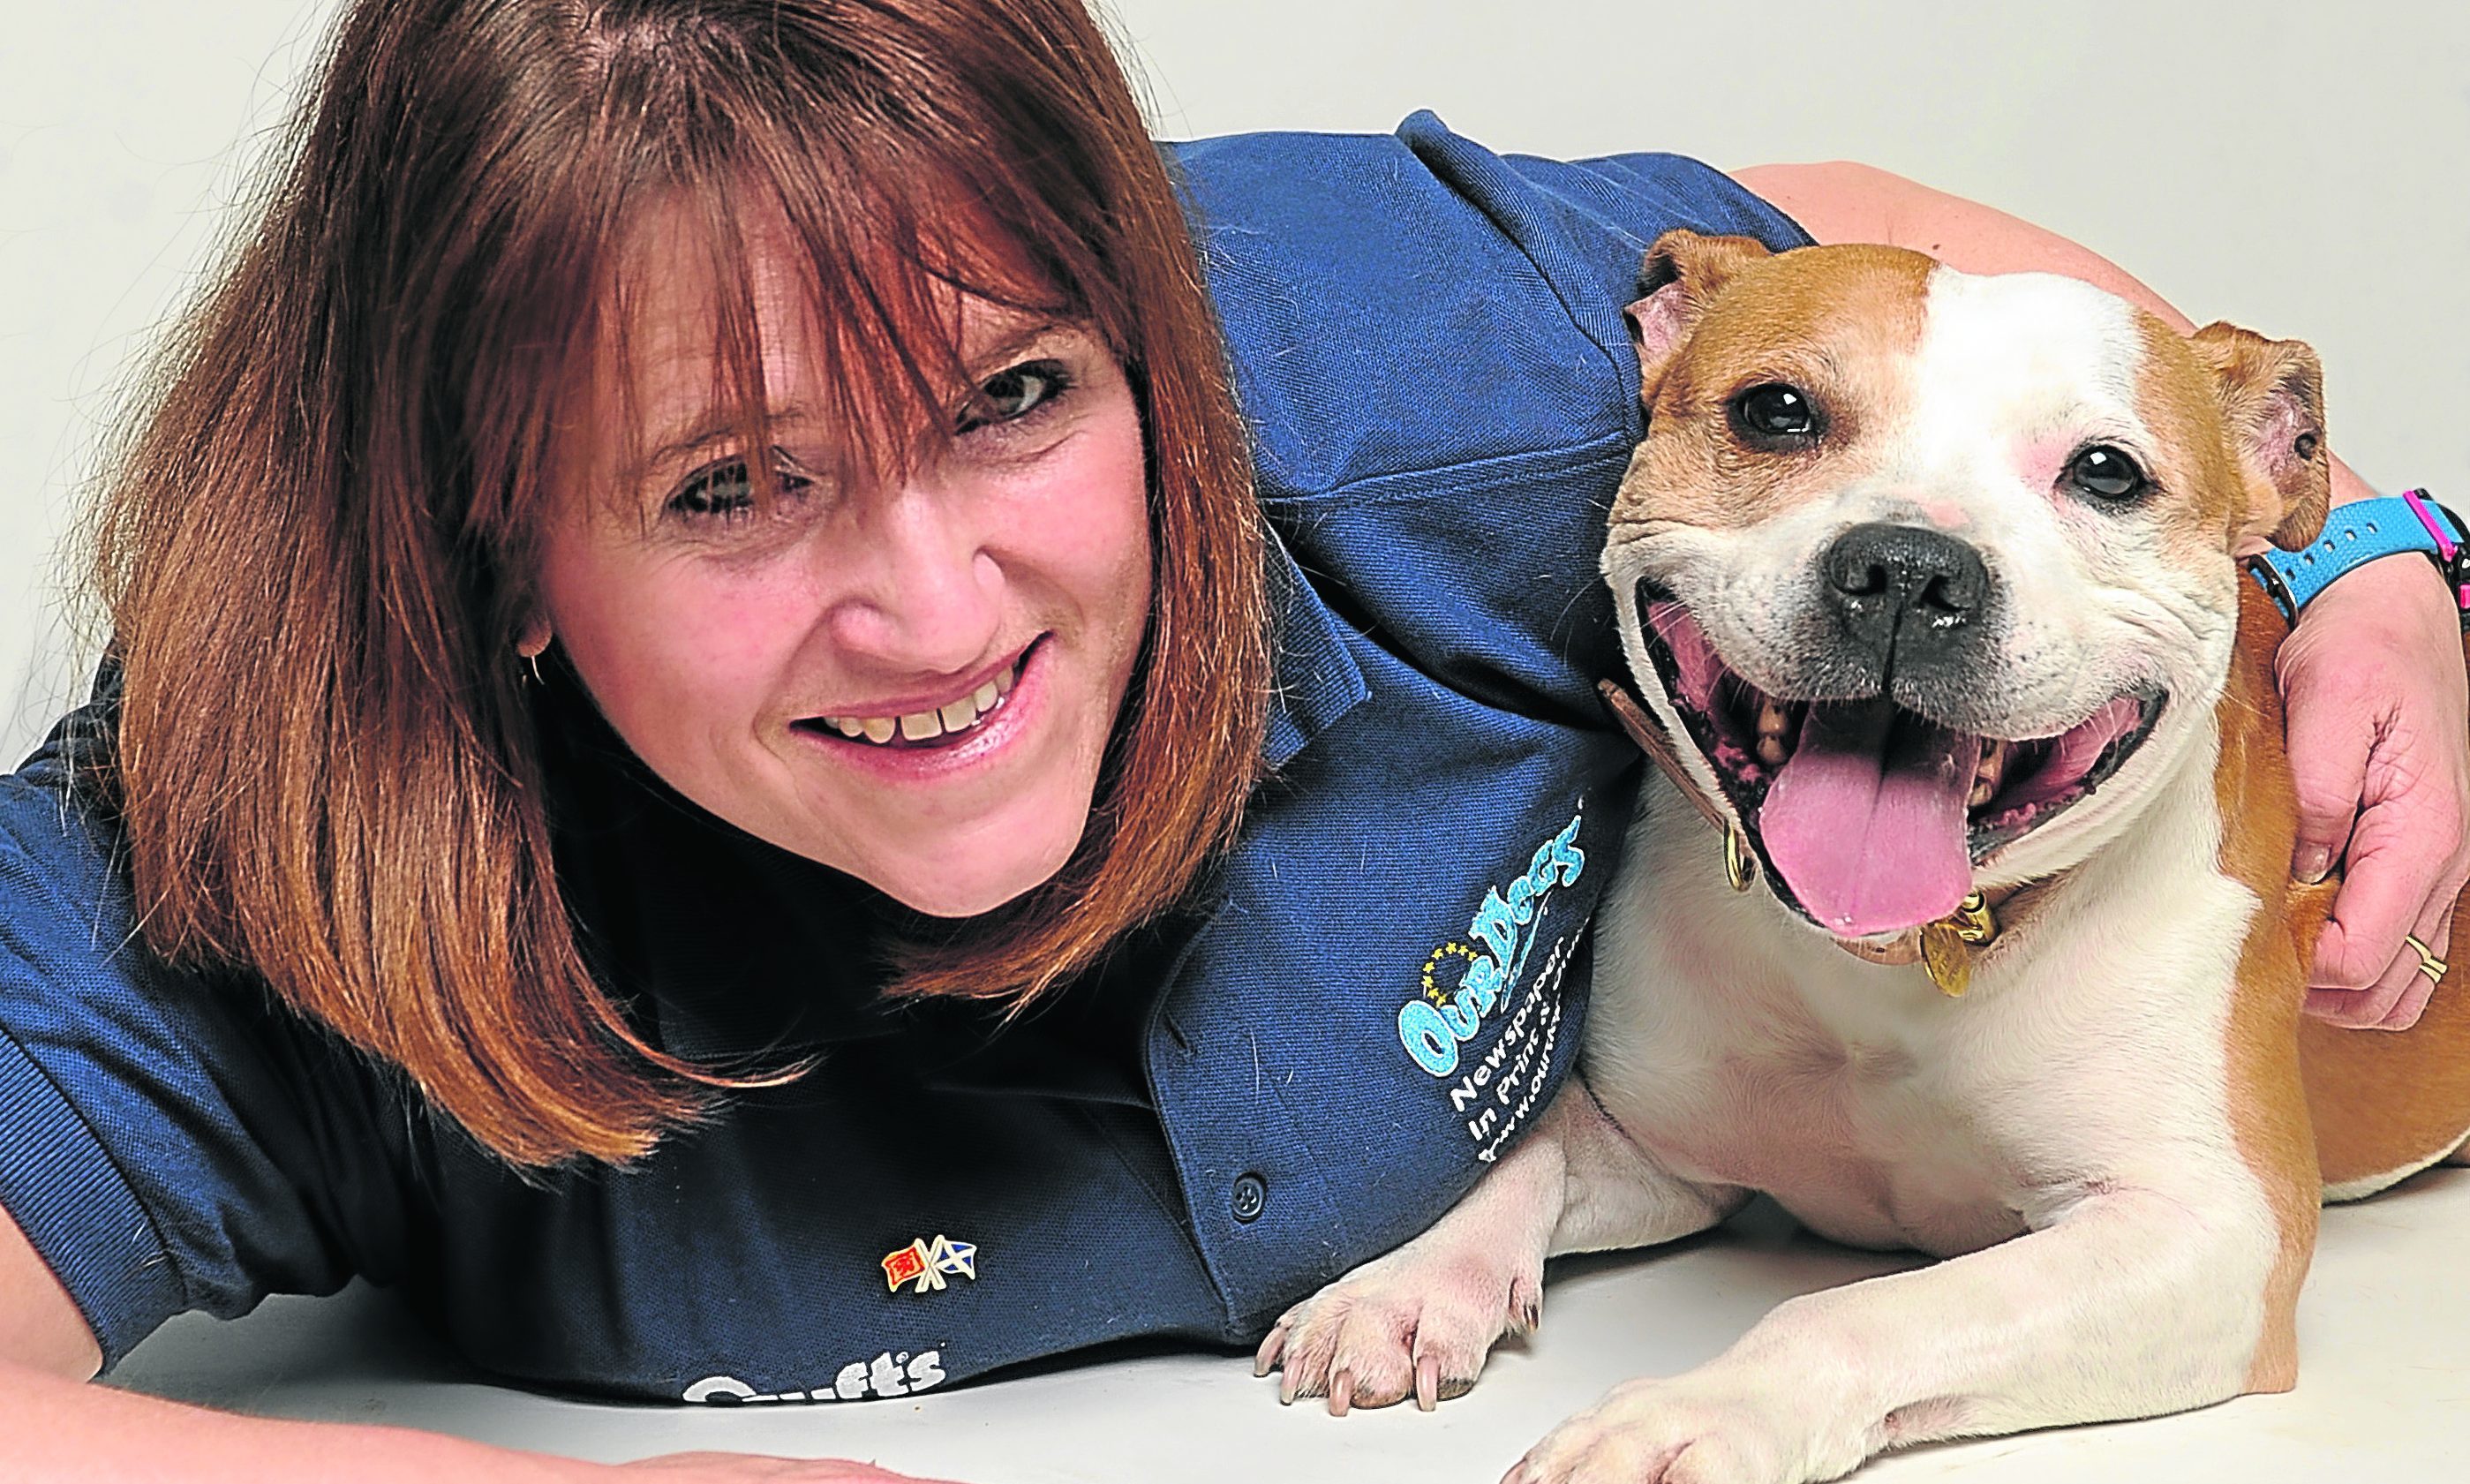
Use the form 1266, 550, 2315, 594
536, 211, 1153, 917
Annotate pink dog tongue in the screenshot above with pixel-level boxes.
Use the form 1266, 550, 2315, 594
1761, 701, 1982, 937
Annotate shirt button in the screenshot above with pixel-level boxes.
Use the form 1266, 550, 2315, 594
1231, 1173, 1268, 1224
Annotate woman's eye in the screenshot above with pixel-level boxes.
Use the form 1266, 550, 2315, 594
2063, 444, 2148, 502
665, 456, 810, 523
957, 359, 1073, 433
1728, 382, 1820, 443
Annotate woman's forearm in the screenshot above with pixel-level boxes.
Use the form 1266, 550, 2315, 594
0, 1361, 596, 1484
1730, 160, 2375, 508
1730, 160, 2198, 331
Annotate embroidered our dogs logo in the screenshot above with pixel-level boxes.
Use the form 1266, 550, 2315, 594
1398, 810, 1585, 1077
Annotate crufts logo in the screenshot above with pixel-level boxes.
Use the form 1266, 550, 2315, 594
682, 1350, 948, 1405
1397, 809, 1585, 1077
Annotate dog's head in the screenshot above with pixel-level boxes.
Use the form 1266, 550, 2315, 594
1605, 230, 2328, 941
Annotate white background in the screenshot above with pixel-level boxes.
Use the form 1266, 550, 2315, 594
4, 1, 2465, 764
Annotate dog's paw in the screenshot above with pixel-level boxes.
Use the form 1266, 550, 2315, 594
1503, 1375, 1858, 1484
1254, 1239, 1543, 1415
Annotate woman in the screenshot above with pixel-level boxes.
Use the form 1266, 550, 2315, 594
2, 0, 2461, 1479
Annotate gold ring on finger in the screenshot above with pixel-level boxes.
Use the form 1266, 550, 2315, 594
2403, 932, 2447, 983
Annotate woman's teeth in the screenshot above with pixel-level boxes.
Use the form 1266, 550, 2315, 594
822, 665, 1017, 747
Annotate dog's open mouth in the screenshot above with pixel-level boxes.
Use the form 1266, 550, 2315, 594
1632, 586, 2165, 938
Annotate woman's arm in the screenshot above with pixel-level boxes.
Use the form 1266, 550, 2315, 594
1731, 161, 2470, 1033
0, 1202, 95, 1379
3, 1201, 564, 1479
1733, 162, 2194, 326
0, 1360, 587, 1482
0, 1202, 938, 1482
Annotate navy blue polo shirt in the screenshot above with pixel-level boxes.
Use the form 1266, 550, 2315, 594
0, 113, 1808, 1403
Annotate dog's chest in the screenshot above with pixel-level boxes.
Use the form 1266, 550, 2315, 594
1588, 962, 2037, 1254
1585, 789, 2259, 1257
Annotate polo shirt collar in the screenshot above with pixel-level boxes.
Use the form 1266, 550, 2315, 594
1261, 529, 1369, 769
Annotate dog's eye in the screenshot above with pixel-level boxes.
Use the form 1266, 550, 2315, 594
2064, 445, 2147, 501
1729, 383, 1820, 443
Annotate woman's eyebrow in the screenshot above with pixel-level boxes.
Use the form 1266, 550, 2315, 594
629, 403, 816, 485
619, 317, 1081, 488
959, 314, 1073, 373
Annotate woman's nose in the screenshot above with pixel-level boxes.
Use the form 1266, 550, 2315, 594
825, 484, 1003, 674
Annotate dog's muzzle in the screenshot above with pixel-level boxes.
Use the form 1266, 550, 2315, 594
1628, 566, 2167, 940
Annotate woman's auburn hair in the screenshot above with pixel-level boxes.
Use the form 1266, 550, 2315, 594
80, 0, 1271, 1166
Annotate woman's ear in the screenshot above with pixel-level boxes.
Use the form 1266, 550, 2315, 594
1624, 230, 1774, 406
516, 614, 553, 658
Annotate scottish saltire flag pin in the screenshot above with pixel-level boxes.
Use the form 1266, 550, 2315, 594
883, 1234, 980, 1294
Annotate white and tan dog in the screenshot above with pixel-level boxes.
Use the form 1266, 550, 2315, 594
1259, 230, 2470, 1483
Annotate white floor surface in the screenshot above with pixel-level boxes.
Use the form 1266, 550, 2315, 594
108, 1171, 2470, 1482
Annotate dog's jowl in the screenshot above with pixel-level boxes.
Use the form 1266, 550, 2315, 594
1259, 231, 2470, 1484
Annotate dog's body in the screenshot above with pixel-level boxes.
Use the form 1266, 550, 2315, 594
1261, 234, 2470, 1483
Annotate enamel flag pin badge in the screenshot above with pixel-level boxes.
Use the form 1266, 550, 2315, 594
883, 1234, 978, 1295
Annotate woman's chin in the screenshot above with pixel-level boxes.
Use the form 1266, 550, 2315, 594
862, 833, 1082, 920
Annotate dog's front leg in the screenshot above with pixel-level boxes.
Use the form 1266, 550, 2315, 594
1508, 1182, 2285, 1484
1258, 1079, 1742, 1414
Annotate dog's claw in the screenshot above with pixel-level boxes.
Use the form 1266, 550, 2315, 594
1511, 1275, 1544, 1335
1254, 1224, 1546, 1415
1254, 1323, 1287, 1378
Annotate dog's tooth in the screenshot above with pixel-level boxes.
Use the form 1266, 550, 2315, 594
1752, 696, 1791, 767
1969, 739, 2007, 808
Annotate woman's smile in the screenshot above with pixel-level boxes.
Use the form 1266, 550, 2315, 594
790, 635, 1049, 782
803, 637, 1031, 750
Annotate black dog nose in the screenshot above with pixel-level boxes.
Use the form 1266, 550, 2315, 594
1821, 523, 1990, 665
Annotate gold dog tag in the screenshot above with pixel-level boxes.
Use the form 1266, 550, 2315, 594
1919, 921, 1972, 998
1920, 891, 1999, 997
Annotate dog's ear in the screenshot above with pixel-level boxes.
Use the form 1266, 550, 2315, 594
2190, 321, 2330, 555
1624, 230, 1774, 405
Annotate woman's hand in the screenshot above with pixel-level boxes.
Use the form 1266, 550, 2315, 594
618, 1454, 965, 1483
2279, 552, 2470, 1029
